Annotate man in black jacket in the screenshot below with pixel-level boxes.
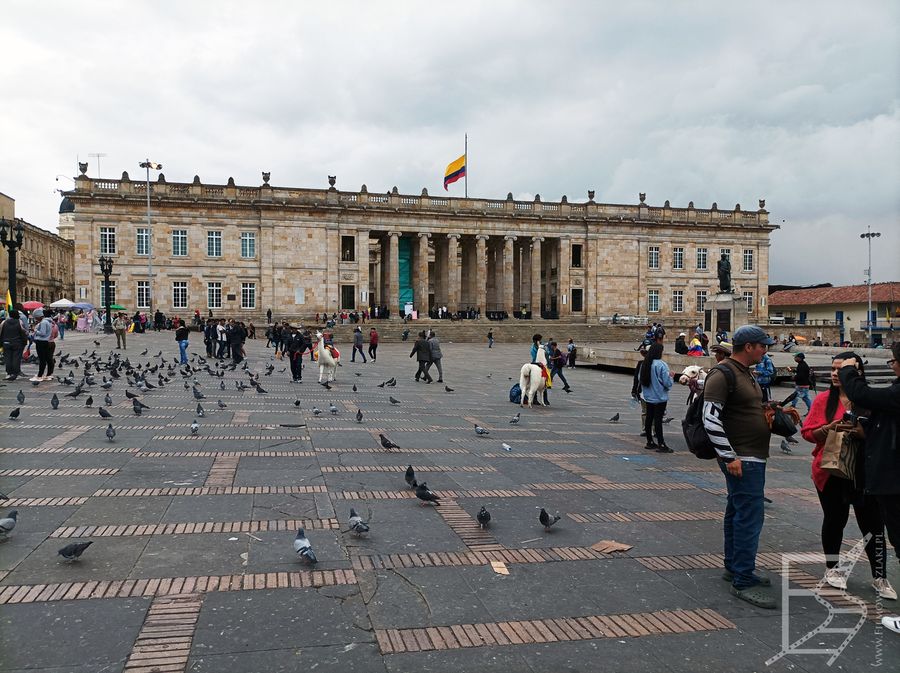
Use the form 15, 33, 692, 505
790, 352, 812, 413
285, 326, 303, 382
410, 331, 433, 383
840, 343, 900, 634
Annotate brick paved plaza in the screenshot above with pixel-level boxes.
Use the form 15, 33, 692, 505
0, 329, 897, 672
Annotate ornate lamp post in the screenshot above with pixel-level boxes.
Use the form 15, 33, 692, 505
139, 160, 163, 311
99, 255, 114, 334
0, 217, 25, 307
860, 227, 881, 346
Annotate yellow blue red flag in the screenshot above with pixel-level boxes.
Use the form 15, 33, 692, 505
443, 154, 466, 191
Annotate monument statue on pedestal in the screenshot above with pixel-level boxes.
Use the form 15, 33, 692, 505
717, 253, 733, 293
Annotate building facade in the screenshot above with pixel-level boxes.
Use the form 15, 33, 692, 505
0, 193, 75, 305
61, 170, 775, 321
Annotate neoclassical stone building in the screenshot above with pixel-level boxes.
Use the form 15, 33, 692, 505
0, 193, 74, 305
61, 170, 775, 322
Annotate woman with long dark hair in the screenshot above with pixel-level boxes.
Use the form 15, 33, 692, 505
801, 352, 895, 600
640, 342, 674, 452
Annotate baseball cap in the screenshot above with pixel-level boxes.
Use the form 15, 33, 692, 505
732, 325, 776, 346
33, 308, 44, 318
710, 343, 732, 355
794, 352, 805, 359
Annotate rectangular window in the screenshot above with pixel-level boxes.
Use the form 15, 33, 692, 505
341, 236, 356, 262
172, 281, 188, 309
240, 232, 256, 259
136, 281, 150, 309
673, 247, 684, 270
241, 282, 256, 309
743, 248, 754, 272
696, 290, 708, 314
136, 228, 149, 256
207, 282, 222, 309
648, 246, 660, 270
340, 284, 356, 310
100, 227, 116, 255
571, 244, 583, 268
696, 247, 708, 270
743, 291, 754, 314
99, 281, 116, 306
172, 230, 187, 257
648, 289, 660, 313
672, 290, 684, 312
207, 231, 222, 257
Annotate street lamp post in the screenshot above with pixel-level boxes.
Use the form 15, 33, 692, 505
860, 227, 881, 347
139, 160, 162, 314
0, 218, 25, 307
99, 255, 114, 334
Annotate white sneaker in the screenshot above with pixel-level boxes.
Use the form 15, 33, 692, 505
28, 375, 41, 382
874, 578, 898, 600
883, 616, 900, 634
44, 376, 54, 381
824, 568, 848, 590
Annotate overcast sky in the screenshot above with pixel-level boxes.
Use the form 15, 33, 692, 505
2, 1, 898, 286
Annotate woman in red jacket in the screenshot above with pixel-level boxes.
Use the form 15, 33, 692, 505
802, 352, 895, 600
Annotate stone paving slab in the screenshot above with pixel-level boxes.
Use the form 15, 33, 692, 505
0, 330, 897, 672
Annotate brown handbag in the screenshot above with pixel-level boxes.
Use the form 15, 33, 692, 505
820, 429, 859, 481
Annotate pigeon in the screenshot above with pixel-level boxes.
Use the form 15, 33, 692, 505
293, 528, 317, 564
196, 403, 205, 418
58, 540, 93, 562
99, 407, 112, 419
125, 390, 139, 400
510, 413, 520, 424
329, 403, 338, 415
217, 399, 227, 410
312, 407, 322, 416
539, 508, 561, 531
256, 385, 268, 394
84, 396, 93, 408
219, 380, 226, 391
501, 443, 513, 452
608, 413, 620, 423
0, 510, 18, 537
8, 408, 20, 420
140, 349, 148, 356
322, 382, 332, 391
354, 372, 362, 377
389, 396, 401, 405
377, 382, 386, 388
51, 394, 59, 410
662, 417, 674, 424
405, 465, 416, 488
444, 385, 454, 393
379, 434, 400, 451
352, 384, 357, 393
414, 482, 440, 506
190, 419, 199, 435
93, 339, 100, 346
348, 508, 369, 536
356, 409, 363, 424
133, 405, 142, 417
293, 399, 302, 407
780, 438, 793, 455
193, 388, 205, 400
105, 423, 116, 442
474, 424, 490, 436
476, 506, 491, 528
16, 390, 24, 404
386, 380, 396, 388
103, 393, 112, 407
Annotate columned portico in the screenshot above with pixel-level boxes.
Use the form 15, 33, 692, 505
447, 233, 460, 314
503, 235, 516, 315
475, 234, 488, 314
416, 232, 430, 313
531, 236, 543, 319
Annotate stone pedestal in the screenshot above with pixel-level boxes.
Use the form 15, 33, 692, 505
707, 292, 746, 335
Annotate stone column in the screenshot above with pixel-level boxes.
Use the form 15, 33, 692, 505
531, 236, 543, 319
558, 236, 571, 317
388, 231, 400, 317
503, 235, 516, 316
416, 232, 430, 314
475, 235, 488, 316
447, 233, 460, 314
357, 230, 369, 310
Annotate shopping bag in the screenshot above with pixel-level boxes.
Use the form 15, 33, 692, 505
820, 430, 858, 481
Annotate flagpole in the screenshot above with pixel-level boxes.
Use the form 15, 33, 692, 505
464, 133, 468, 198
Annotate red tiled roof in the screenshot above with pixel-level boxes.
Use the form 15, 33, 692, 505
769, 282, 900, 307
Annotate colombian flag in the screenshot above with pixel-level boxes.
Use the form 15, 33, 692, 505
5, 290, 11, 313
443, 154, 466, 191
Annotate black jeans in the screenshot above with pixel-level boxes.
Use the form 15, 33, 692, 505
3, 343, 23, 378
352, 345, 366, 362
289, 352, 302, 380
817, 477, 887, 578
36, 340, 55, 377
368, 343, 377, 360
415, 360, 432, 382
644, 400, 668, 445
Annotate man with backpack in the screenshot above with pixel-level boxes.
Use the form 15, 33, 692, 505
701, 325, 777, 609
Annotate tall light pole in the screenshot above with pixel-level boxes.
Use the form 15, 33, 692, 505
99, 256, 114, 333
0, 218, 25, 307
139, 160, 162, 314
860, 226, 881, 346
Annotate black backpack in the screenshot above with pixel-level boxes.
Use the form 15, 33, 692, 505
682, 363, 736, 459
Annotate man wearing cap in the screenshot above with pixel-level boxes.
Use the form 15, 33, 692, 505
789, 352, 812, 414
703, 325, 777, 609
710, 342, 731, 363
631, 340, 651, 436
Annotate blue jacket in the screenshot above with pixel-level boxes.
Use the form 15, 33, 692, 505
641, 358, 673, 403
